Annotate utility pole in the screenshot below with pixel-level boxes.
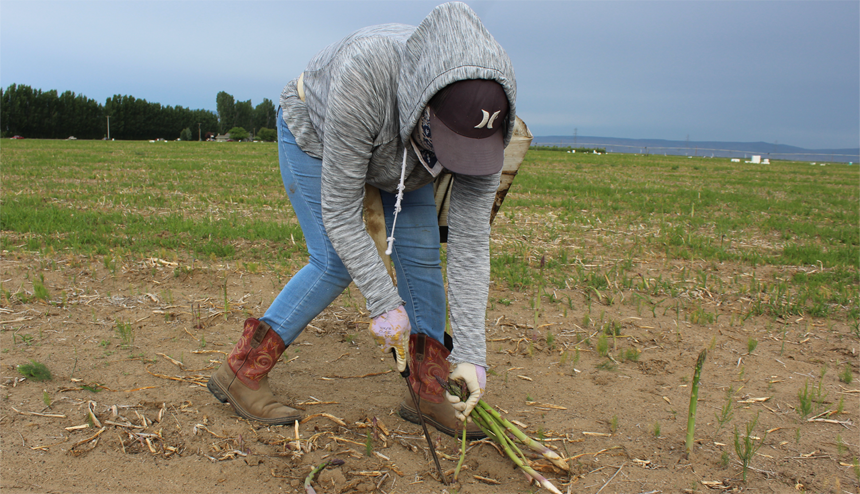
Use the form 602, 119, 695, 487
107, 115, 110, 140
574, 128, 578, 149
198, 122, 202, 141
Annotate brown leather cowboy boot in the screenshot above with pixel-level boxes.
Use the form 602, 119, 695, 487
398, 333, 485, 439
207, 318, 301, 425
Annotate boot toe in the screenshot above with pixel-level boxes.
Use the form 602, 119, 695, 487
208, 365, 301, 425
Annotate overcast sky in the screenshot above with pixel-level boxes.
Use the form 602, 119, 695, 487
2, 0, 858, 149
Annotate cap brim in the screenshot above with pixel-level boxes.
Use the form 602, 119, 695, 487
429, 113, 504, 176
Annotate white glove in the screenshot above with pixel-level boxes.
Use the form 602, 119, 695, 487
445, 362, 487, 421
369, 305, 411, 373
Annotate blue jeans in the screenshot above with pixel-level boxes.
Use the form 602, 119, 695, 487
260, 110, 446, 346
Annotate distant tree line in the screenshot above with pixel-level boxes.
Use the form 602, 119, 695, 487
0, 84, 278, 141
216, 91, 276, 138
1, 85, 108, 139
103, 94, 218, 141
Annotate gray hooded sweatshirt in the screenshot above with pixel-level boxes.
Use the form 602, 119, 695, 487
279, 2, 516, 368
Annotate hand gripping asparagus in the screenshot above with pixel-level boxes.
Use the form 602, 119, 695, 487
437, 376, 565, 493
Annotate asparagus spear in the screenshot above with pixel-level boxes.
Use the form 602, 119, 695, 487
304, 459, 344, 494
454, 428, 467, 481
473, 405, 563, 494
477, 401, 569, 471
686, 348, 708, 457
437, 376, 565, 494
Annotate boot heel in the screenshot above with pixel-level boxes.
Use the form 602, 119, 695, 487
207, 379, 229, 403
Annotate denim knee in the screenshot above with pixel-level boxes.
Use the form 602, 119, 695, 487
307, 250, 352, 289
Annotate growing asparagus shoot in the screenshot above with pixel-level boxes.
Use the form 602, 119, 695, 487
686, 348, 707, 457
304, 459, 345, 494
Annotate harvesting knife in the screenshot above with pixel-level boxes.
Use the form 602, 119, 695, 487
393, 349, 447, 485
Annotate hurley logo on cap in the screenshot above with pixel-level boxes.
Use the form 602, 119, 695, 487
475, 110, 501, 129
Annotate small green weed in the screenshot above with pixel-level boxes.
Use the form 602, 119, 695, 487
714, 386, 734, 438
596, 334, 609, 356
690, 305, 716, 325
747, 338, 758, 354
797, 380, 814, 419
621, 347, 640, 362
734, 412, 767, 482
33, 274, 49, 301
839, 365, 853, 384
15, 333, 34, 346
115, 319, 134, 348
81, 384, 102, 393
813, 381, 829, 410
17, 360, 52, 381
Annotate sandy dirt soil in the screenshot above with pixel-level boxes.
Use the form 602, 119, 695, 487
1, 252, 858, 494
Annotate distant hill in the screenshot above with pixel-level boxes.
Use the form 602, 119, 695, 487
532, 135, 859, 163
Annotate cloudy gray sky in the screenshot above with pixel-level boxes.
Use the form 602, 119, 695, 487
2, 0, 858, 149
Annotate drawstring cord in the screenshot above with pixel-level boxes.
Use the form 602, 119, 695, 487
385, 146, 409, 255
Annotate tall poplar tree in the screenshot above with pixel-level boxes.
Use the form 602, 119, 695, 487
254, 98, 276, 132
216, 91, 235, 134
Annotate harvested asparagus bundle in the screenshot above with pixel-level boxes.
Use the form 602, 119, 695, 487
438, 377, 567, 494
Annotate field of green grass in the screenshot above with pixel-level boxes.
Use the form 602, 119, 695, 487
493, 150, 859, 323
2, 140, 302, 261
2, 140, 858, 325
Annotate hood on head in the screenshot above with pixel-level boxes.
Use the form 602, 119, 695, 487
397, 2, 517, 149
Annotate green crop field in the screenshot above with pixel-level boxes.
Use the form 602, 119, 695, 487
492, 149, 859, 323
2, 139, 858, 324
2, 140, 303, 261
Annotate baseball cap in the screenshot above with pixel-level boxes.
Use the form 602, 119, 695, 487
428, 79, 508, 176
